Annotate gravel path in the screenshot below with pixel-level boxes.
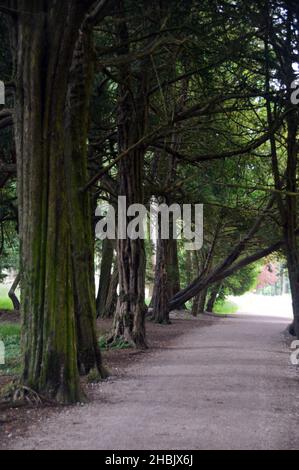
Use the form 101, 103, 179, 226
7, 313, 299, 450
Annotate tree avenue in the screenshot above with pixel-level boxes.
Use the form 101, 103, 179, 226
0, 0, 298, 404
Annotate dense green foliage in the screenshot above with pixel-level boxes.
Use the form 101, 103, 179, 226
217, 264, 261, 302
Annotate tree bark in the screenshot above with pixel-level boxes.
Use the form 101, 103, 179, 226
283, 109, 299, 336
192, 289, 207, 316
151, 232, 183, 318
166, 238, 181, 298
96, 238, 114, 318
111, 0, 149, 348
264, 16, 299, 337
64, 27, 106, 377
104, 263, 119, 318
10, 0, 96, 402
152, 236, 170, 324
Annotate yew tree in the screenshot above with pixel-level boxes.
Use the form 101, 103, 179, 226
2, 0, 109, 403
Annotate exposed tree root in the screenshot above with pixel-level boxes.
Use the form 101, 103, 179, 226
1, 382, 59, 407
12, 386, 42, 405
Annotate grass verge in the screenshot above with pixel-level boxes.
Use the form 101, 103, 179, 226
99, 336, 131, 350
213, 300, 238, 315
0, 323, 131, 379
0, 322, 21, 376
0, 286, 14, 311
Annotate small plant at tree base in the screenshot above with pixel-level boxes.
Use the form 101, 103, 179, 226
99, 335, 132, 351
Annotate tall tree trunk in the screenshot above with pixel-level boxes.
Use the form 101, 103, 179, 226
167, 238, 181, 299
11, 1, 96, 402
264, 22, 299, 337
65, 28, 106, 377
151, 236, 182, 315
152, 235, 170, 324
104, 263, 119, 318
283, 110, 299, 336
192, 289, 207, 316
111, 0, 149, 348
151, 196, 181, 322
96, 238, 114, 318
113, 143, 147, 346
185, 250, 193, 286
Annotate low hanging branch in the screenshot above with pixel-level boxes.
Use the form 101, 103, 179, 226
82, 127, 163, 192
83, 96, 287, 194
169, 232, 293, 311
152, 109, 291, 165
170, 196, 276, 309
81, 0, 111, 29
0, 5, 19, 17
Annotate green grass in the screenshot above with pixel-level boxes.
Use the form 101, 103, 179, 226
213, 300, 238, 315
99, 335, 131, 350
0, 286, 14, 310
0, 323, 131, 378
0, 322, 21, 376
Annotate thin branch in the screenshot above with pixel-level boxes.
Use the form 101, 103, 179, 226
0, 5, 18, 17
82, 0, 111, 28
82, 126, 163, 192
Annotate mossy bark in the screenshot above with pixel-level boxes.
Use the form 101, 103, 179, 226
151, 233, 183, 320
167, 238, 181, 300
192, 289, 207, 316
11, 1, 95, 403
284, 112, 299, 337
152, 236, 170, 324
65, 28, 106, 377
103, 263, 119, 318
111, 0, 149, 349
264, 21, 299, 337
112, 149, 148, 347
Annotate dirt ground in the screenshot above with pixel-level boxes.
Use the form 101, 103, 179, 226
0, 310, 20, 323
2, 310, 299, 450
0, 311, 211, 449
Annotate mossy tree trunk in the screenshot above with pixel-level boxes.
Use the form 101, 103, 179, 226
192, 289, 208, 316
10, 0, 96, 403
113, 145, 148, 347
152, 232, 170, 324
65, 28, 106, 377
104, 263, 119, 318
166, 237, 181, 300
264, 18, 299, 337
283, 110, 299, 336
111, 0, 149, 348
151, 229, 185, 316
152, 210, 182, 323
